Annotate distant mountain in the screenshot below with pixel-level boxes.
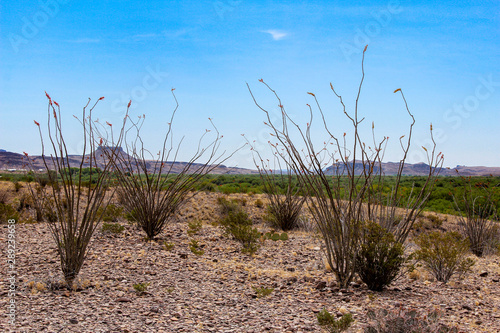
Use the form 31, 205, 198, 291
323, 160, 500, 176
1, 150, 500, 176
0, 149, 258, 175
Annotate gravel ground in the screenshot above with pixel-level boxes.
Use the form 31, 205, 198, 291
1, 192, 500, 333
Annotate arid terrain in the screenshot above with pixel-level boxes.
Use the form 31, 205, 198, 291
1, 187, 500, 333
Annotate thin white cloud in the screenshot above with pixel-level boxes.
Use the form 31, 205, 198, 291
262, 29, 288, 41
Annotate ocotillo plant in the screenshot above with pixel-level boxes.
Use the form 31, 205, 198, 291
247, 46, 443, 288
246, 139, 306, 231
99, 89, 235, 240
454, 174, 499, 257
24, 93, 121, 286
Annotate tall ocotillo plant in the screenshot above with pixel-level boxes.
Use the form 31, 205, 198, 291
24, 93, 121, 286
247, 46, 443, 288
99, 89, 235, 240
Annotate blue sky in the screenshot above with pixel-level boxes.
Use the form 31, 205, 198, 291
1, 0, 499, 169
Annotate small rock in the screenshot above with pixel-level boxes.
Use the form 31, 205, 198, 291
150, 306, 161, 313
479, 271, 488, 277
117, 297, 132, 303
69, 318, 78, 324
315, 281, 327, 290
462, 304, 473, 311
286, 267, 296, 272
179, 253, 188, 259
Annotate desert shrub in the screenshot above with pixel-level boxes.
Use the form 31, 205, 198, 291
265, 194, 305, 231
317, 309, 353, 333
162, 241, 175, 251
254, 198, 264, 208
217, 196, 240, 216
220, 211, 260, 254
0, 188, 9, 204
133, 282, 150, 295
187, 219, 202, 236
355, 222, 405, 291
101, 222, 125, 234
97, 204, 124, 222
0, 203, 20, 223
189, 239, 205, 256
198, 180, 216, 192
13, 181, 23, 192
454, 176, 499, 257
364, 307, 457, 333
412, 231, 475, 283
252, 286, 274, 297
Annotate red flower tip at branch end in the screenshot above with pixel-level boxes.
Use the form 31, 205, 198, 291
127, 100, 131, 108
99, 138, 103, 146
258, 78, 264, 83
99, 96, 105, 101
278, 104, 283, 108
393, 88, 401, 93
23, 152, 28, 156
343, 132, 346, 137
34, 120, 40, 126
45, 91, 51, 100
363, 45, 368, 53
307, 92, 315, 97
306, 104, 310, 107
430, 124, 433, 131
171, 88, 175, 91
106, 121, 112, 126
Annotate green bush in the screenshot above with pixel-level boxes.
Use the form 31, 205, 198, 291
263, 231, 288, 241
412, 231, 475, 283
317, 309, 353, 333
162, 241, 174, 251
189, 239, 205, 256
364, 307, 457, 333
0, 203, 20, 223
216, 196, 240, 216
220, 210, 260, 254
355, 221, 405, 291
97, 204, 124, 222
133, 282, 150, 295
101, 222, 125, 234
252, 286, 274, 297
187, 219, 202, 236
217, 196, 260, 254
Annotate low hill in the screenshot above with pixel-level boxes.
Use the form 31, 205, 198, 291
0, 149, 257, 175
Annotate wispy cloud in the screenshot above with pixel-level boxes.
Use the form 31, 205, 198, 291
262, 29, 288, 41
67, 38, 101, 43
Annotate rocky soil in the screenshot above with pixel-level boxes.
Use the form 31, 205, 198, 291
1, 192, 500, 333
